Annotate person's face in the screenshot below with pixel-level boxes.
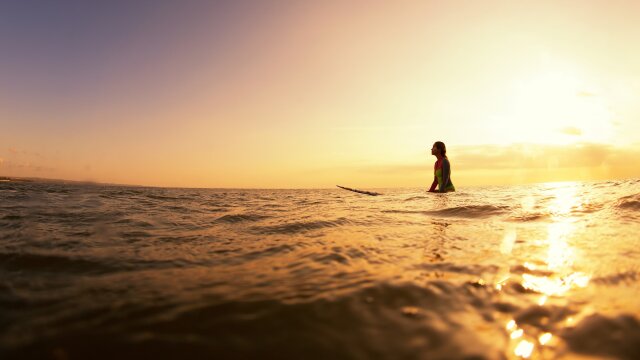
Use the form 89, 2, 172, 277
431, 144, 439, 156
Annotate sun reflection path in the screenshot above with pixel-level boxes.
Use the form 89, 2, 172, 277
547, 183, 583, 216
529, 183, 591, 297
505, 318, 557, 359
499, 183, 594, 358
506, 320, 535, 358
514, 339, 534, 359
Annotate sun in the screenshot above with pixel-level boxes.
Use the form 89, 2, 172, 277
492, 61, 615, 145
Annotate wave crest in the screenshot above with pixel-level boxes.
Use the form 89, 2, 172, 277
253, 217, 352, 234
215, 214, 271, 223
562, 314, 640, 359
616, 194, 640, 210
385, 205, 510, 218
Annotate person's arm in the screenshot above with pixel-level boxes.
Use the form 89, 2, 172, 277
440, 159, 451, 193
428, 176, 438, 192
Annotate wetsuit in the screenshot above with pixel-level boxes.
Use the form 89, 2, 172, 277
429, 158, 455, 192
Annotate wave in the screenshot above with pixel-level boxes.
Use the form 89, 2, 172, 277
507, 213, 550, 222
3, 281, 498, 359
403, 196, 429, 201
616, 194, 640, 211
411, 262, 499, 275
591, 271, 638, 285
509, 264, 555, 276
0, 251, 118, 274
2, 214, 24, 221
385, 205, 510, 218
100, 189, 144, 198
236, 244, 297, 262
572, 202, 604, 214
4, 277, 640, 360
253, 217, 352, 234
0, 251, 206, 275
112, 218, 155, 228
145, 194, 184, 201
215, 214, 271, 223
562, 314, 640, 359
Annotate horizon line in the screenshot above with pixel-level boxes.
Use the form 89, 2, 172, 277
2, 175, 636, 191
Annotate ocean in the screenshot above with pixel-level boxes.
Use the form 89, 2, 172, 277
1, 179, 639, 359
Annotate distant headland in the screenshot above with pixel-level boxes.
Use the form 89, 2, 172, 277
0, 176, 128, 187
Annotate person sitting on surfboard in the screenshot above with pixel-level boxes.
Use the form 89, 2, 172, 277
428, 141, 455, 193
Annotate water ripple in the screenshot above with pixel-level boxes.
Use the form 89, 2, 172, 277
252, 217, 352, 234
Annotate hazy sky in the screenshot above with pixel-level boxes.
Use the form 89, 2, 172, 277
2, 0, 639, 188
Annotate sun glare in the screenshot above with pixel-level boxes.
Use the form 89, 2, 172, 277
493, 61, 615, 145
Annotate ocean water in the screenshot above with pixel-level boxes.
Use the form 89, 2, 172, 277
1, 179, 640, 359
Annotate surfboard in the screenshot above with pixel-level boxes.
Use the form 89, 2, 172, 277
336, 185, 382, 196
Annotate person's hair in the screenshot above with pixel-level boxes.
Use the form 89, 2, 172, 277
434, 141, 447, 158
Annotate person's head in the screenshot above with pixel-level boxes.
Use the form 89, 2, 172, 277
431, 141, 447, 158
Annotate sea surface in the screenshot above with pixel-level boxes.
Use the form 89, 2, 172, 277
1, 179, 640, 359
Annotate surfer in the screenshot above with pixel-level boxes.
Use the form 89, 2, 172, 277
428, 141, 455, 193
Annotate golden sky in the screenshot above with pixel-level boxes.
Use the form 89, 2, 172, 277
1, 1, 639, 188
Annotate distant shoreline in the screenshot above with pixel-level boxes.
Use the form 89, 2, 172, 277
0, 176, 34, 182
0, 176, 122, 186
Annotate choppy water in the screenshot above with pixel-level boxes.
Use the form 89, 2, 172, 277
1, 179, 640, 359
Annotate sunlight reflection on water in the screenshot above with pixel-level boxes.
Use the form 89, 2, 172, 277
502, 182, 595, 358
